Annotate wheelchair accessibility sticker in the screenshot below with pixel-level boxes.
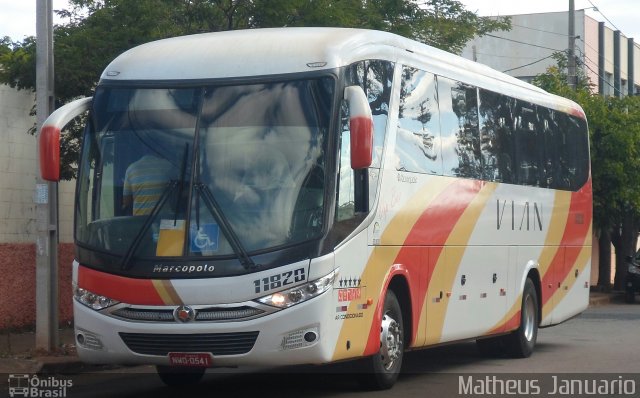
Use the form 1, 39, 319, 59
190, 223, 219, 254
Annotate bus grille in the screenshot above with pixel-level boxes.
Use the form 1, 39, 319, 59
119, 331, 259, 356
111, 306, 264, 322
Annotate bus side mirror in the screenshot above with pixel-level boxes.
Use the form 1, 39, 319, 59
344, 86, 373, 169
39, 97, 92, 181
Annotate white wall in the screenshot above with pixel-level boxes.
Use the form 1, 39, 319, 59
0, 84, 75, 243
461, 11, 585, 80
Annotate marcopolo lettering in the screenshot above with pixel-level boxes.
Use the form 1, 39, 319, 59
153, 264, 215, 274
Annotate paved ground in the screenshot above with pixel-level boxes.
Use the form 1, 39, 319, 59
0, 291, 622, 376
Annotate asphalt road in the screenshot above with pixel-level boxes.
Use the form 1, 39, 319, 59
19, 302, 640, 398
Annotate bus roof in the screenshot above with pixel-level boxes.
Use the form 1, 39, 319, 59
100, 27, 584, 118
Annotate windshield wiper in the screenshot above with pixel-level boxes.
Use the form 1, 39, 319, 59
120, 180, 179, 270
194, 182, 258, 270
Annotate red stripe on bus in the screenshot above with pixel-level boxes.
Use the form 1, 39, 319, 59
363, 180, 483, 355
540, 180, 592, 308
77, 265, 165, 305
488, 309, 521, 335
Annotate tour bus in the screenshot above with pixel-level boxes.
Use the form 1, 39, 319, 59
39, 28, 592, 389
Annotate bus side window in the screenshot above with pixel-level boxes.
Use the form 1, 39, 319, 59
396, 66, 441, 174
513, 101, 540, 187
333, 60, 395, 244
439, 77, 481, 178
556, 113, 589, 191
479, 89, 515, 183
343, 60, 393, 170
336, 101, 356, 223
538, 107, 558, 188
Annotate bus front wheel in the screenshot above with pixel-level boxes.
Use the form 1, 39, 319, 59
358, 290, 404, 390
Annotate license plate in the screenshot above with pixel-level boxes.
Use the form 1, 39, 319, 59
168, 352, 213, 367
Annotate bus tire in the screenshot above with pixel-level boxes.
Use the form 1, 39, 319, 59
156, 365, 205, 387
358, 290, 404, 390
505, 278, 538, 358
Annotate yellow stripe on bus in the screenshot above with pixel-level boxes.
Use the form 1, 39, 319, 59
151, 279, 183, 305
483, 190, 572, 335
542, 224, 592, 321
422, 182, 498, 345
537, 191, 572, 277
332, 178, 453, 361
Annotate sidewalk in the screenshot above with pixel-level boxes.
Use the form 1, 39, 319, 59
0, 328, 87, 375
0, 292, 625, 376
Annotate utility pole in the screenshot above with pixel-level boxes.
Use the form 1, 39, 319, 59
35, 0, 59, 351
568, 0, 576, 89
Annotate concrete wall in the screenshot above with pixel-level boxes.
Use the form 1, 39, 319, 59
584, 14, 600, 91
462, 11, 585, 81
0, 84, 75, 329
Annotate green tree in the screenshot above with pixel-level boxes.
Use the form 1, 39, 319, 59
0, 0, 509, 179
534, 54, 640, 290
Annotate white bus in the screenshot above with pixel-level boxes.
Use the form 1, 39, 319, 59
40, 28, 592, 389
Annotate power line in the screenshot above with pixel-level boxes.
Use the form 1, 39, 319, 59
483, 33, 564, 52
583, 61, 618, 93
585, 1, 640, 53
509, 23, 569, 37
474, 51, 541, 60
576, 37, 614, 68
502, 53, 558, 73
576, 48, 622, 93
587, 0, 621, 33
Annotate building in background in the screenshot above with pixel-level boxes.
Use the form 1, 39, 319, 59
0, 84, 75, 329
461, 10, 640, 97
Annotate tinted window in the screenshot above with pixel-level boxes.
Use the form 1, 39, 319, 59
558, 114, 589, 190
396, 67, 441, 174
478, 88, 589, 191
344, 60, 394, 169
439, 78, 481, 178
479, 90, 516, 182
513, 101, 540, 186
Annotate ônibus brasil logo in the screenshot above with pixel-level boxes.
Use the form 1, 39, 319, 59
7, 374, 72, 398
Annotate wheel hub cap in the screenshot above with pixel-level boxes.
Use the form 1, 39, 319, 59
380, 313, 403, 370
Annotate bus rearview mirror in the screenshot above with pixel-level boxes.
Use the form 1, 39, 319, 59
39, 97, 92, 182
344, 86, 373, 169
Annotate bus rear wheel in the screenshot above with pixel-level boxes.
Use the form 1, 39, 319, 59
156, 365, 205, 387
505, 278, 539, 358
358, 290, 404, 390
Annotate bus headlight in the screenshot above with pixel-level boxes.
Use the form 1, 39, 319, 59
256, 269, 338, 308
74, 285, 119, 310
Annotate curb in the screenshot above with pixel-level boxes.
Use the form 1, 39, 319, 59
589, 295, 611, 306
0, 358, 41, 375
38, 356, 90, 374
0, 356, 113, 376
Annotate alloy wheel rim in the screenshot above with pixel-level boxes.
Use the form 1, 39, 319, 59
380, 312, 403, 370
523, 294, 536, 342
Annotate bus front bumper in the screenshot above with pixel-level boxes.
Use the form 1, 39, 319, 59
73, 291, 337, 368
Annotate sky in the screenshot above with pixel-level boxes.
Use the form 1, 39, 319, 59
0, 0, 638, 43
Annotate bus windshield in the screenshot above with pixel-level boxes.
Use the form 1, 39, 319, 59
76, 77, 333, 263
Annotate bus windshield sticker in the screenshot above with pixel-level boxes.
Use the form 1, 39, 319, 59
157, 219, 186, 257
190, 223, 220, 254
